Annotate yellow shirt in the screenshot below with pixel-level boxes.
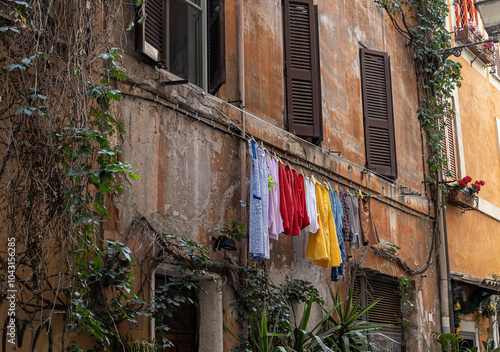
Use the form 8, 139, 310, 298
306, 182, 341, 267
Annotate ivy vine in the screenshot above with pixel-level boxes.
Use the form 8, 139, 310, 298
376, 0, 463, 190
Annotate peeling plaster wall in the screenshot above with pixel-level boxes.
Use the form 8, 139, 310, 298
110, 0, 443, 350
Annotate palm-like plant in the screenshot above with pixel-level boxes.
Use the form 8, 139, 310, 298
319, 283, 397, 351
434, 332, 478, 352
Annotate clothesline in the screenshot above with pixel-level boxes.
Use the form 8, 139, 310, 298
120, 84, 431, 220
203, 89, 421, 193
248, 140, 381, 282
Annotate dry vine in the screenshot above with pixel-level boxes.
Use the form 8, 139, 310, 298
0, 0, 135, 350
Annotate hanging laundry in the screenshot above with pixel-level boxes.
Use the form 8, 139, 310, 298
293, 170, 310, 231
330, 189, 346, 282
303, 177, 319, 233
349, 194, 363, 249
338, 187, 352, 242
359, 196, 380, 246
248, 140, 270, 262
306, 182, 341, 267
266, 152, 284, 240
279, 163, 295, 236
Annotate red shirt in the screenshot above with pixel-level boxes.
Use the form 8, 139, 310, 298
279, 164, 294, 235
293, 170, 310, 231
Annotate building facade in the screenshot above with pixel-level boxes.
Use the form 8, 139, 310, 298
112, 0, 442, 350
2, 0, 500, 351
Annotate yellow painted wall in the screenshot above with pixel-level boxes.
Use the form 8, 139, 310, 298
447, 57, 500, 279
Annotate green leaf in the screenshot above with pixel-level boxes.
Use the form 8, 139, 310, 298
128, 172, 141, 180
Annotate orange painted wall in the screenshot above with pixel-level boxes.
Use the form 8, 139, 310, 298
447, 58, 500, 279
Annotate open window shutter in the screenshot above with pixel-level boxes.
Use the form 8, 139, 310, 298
360, 48, 397, 179
136, 0, 164, 62
443, 98, 458, 181
496, 47, 500, 78
284, 0, 323, 144
208, 0, 226, 94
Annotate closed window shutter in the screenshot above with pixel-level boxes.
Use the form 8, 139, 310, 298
352, 275, 401, 324
136, 0, 164, 62
360, 48, 397, 179
284, 0, 323, 144
208, 0, 226, 94
443, 98, 458, 181
365, 279, 401, 324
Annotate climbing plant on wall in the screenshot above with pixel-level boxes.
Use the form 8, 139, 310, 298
376, 0, 462, 186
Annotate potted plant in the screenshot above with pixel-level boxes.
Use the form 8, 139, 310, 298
477, 42, 498, 66
447, 176, 484, 210
456, 20, 484, 46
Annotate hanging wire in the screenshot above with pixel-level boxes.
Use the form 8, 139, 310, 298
201, 87, 421, 194
120, 82, 430, 218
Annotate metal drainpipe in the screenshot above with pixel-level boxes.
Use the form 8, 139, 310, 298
437, 172, 452, 333
237, 0, 247, 266
442, 203, 455, 333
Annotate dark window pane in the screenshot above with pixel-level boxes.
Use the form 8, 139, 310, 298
169, 0, 203, 87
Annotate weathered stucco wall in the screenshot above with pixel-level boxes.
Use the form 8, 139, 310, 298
108, 0, 444, 350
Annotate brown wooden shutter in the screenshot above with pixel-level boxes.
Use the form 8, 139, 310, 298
136, 0, 165, 62
208, 0, 226, 94
365, 278, 401, 324
443, 98, 458, 181
352, 274, 401, 324
284, 0, 323, 144
360, 48, 397, 179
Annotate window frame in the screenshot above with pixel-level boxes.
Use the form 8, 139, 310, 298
152, 265, 224, 352
136, 0, 226, 94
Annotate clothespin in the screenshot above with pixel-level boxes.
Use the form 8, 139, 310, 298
335, 184, 339, 193
359, 190, 363, 199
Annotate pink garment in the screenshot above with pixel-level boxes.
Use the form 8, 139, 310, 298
266, 152, 284, 240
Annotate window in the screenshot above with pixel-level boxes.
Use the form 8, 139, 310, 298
455, 0, 479, 30
153, 269, 223, 352
136, 0, 226, 94
458, 320, 479, 349
155, 275, 198, 351
352, 273, 403, 352
360, 48, 397, 179
442, 98, 458, 181
283, 0, 323, 145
